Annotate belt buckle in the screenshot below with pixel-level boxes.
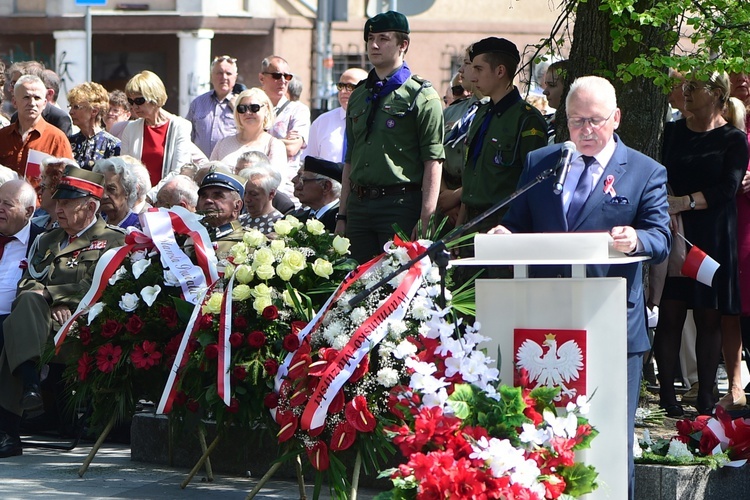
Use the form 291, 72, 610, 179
368, 187, 379, 199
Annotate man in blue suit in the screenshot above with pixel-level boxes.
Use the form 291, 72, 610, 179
492, 76, 671, 500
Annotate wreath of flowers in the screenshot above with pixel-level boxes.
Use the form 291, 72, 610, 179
167, 215, 356, 430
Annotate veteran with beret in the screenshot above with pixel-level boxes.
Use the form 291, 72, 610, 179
291, 156, 343, 232
458, 37, 548, 232
336, 10, 445, 263
196, 168, 247, 256
0, 166, 126, 458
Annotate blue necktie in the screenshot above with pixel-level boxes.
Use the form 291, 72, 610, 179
566, 155, 596, 227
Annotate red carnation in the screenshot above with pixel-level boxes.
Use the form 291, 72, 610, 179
264, 392, 279, 408
262, 305, 279, 320
79, 326, 92, 346
263, 358, 279, 375
130, 340, 163, 370
282, 333, 300, 352
247, 331, 266, 349
100, 319, 122, 339
229, 332, 244, 348
227, 397, 240, 414
160, 306, 179, 329
204, 343, 219, 359
186, 399, 199, 412
233, 316, 248, 329
125, 314, 144, 335
77, 352, 92, 381
96, 343, 123, 373
232, 365, 248, 381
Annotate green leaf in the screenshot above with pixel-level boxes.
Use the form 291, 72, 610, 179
559, 463, 599, 497
171, 296, 195, 324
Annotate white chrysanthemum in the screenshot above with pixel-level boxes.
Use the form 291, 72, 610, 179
108, 266, 127, 285
387, 320, 408, 338
376, 367, 400, 387
350, 307, 368, 324
666, 439, 695, 460
378, 341, 395, 357
425, 266, 441, 284
332, 334, 349, 350
393, 340, 417, 359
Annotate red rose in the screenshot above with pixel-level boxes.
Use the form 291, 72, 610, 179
187, 338, 200, 353
233, 316, 248, 329
100, 319, 122, 339
229, 332, 244, 348
186, 399, 199, 412
174, 391, 188, 406
291, 321, 308, 334
227, 397, 240, 414
263, 358, 279, 375
247, 331, 266, 349
160, 306, 178, 329
204, 343, 219, 360
79, 326, 92, 346
282, 333, 300, 352
164, 335, 182, 358
125, 315, 144, 335
263, 392, 279, 408
233, 365, 247, 381
262, 305, 279, 320
199, 314, 214, 329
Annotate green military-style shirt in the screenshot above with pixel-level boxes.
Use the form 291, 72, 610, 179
442, 95, 485, 190
461, 88, 547, 210
345, 72, 445, 186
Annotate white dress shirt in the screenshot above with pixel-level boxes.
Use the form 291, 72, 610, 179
0, 221, 31, 314
562, 137, 617, 213
301, 107, 346, 163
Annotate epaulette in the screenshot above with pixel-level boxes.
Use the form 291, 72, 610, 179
410, 74, 431, 87
105, 224, 127, 233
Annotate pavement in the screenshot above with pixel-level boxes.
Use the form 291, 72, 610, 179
0, 437, 383, 500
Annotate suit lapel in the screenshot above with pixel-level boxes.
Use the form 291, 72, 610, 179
569, 141, 628, 231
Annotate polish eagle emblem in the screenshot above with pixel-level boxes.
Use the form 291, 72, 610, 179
516, 333, 584, 400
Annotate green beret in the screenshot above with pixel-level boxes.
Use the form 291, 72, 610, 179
469, 37, 520, 64
364, 11, 410, 41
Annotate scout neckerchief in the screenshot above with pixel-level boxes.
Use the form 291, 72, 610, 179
364, 62, 412, 139
467, 87, 522, 168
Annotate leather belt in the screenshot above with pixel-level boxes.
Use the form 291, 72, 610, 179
351, 182, 421, 200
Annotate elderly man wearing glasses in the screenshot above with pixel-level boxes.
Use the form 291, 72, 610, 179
302, 68, 368, 164
187, 55, 242, 158
291, 156, 343, 232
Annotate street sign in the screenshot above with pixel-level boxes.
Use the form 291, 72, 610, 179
76, 0, 106, 5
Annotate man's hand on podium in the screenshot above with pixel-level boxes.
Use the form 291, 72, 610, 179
487, 225, 512, 235
610, 225, 638, 254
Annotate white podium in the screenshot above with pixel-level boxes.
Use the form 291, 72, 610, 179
453, 233, 646, 499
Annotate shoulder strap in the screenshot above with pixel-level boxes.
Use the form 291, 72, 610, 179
276, 100, 292, 116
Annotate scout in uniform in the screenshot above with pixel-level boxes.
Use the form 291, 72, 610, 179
459, 36, 548, 232
336, 10, 445, 264
0, 166, 126, 458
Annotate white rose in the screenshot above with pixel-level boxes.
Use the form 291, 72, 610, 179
234, 265, 254, 284
332, 235, 351, 255
255, 264, 275, 280
270, 239, 286, 253
276, 263, 295, 281
252, 247, 275, 267
273, 219, 293, 236
223, 262, 235, 279
282, 288, 302, 307
285, 214, 303, 229
232, 284, 252, 301
163, 269, 180, 286
202, 292, 224, 314
253, 295, 273, 314
119, 293, 140, 312
252, 283, 272, 298
311, 258, 333, 278
230, 243, 248, 264
243, 229, 267, 247
305, 218, 326, 235
281, 250, 307, 272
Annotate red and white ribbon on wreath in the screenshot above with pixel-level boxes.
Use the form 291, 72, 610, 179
162, 206, 219, 285
299, 238, 430, 431
217, 273, 236, 405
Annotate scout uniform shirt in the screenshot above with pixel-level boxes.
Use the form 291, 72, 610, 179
461, 88, 547, 213
345, 74, 445, 186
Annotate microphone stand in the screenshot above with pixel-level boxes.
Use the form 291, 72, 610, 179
347, 165, 559, 309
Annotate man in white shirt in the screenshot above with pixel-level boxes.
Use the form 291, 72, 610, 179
302, 68, 368, 163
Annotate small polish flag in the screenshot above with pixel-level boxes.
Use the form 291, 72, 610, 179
681, 245, 720, 287
25, 149, 52, 180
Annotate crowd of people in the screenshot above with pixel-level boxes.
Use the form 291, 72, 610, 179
0, 9, 747, 500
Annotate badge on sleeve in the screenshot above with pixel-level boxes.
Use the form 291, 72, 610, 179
386, 118, 396, 129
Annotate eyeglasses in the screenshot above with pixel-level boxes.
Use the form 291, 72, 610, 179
567, 109, 616, 129
682, 82, 710, 93
127, 96, 147, 106
212, 55, 237, 64
68, 103, 87, 110
237, 103, 263, 114
263, 72, 294, 82
294, 175, 326, 185
336, 82, 357, 92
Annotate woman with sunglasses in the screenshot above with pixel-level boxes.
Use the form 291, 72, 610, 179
67, 82, 121, 170
121, 70, 194, 190
209, 87, 287, 172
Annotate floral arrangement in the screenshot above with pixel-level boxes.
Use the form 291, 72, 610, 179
637, 406, 750, 469
59, 245, 192, 431
166, 215, 356, 430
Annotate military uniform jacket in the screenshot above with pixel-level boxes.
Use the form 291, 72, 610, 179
462, 88, 547, 210
19, 216, 126, 309
345, 73, 445, 186
213, 220, 246, 258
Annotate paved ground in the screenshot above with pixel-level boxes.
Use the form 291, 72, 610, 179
0, 438, 382, 500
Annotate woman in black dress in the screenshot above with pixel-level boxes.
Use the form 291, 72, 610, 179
654, 71, 749, 415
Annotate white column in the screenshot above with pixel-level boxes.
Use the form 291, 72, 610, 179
53, 30, 87, 110
177, 29, 214, 118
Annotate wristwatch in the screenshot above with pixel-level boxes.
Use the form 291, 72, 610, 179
335, 214, 347, 222
688, 194, 696, 210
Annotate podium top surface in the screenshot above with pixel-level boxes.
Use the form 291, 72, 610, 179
453, 232, 649, 266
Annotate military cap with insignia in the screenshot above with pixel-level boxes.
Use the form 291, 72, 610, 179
364, 10, 410, 41
303, 156, 343, 183
469, 37, 521, 64
199, 168, 246, 198
53, 165, 105, 200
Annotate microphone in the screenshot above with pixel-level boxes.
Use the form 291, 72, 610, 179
553, 141, 576, 195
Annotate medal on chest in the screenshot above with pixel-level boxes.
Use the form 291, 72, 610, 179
67, 250, 81, 268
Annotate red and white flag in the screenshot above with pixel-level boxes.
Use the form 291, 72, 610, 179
26, 149, 51, 180
681, 245, 719, 287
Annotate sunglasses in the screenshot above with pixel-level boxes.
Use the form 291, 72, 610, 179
213, 55, 237, 64
263, 71, 294, 82
237, 103, 263, 114
336, 82, 357, 92
127, 96, 147, 106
